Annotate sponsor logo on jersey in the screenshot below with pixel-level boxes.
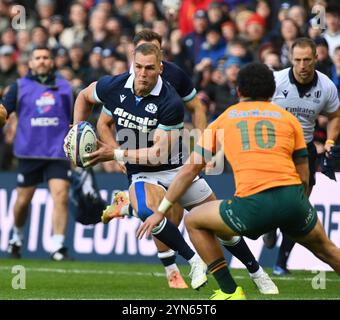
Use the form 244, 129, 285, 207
113, 107, 157, 133
120, 94, 127, 103
145, 103, 158, 114
285, 106, 316, 118
282, 90, 289, 98
36, 92, 55, 114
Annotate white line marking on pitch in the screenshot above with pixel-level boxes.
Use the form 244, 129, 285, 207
0, 266, 339, 282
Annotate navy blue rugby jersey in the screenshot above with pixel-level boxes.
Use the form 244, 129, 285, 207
161, 61, 196, 102
94, 72, 185, 175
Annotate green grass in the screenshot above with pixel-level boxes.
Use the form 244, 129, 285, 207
0, 258, 339, 300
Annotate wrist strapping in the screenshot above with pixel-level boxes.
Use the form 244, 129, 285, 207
113, 149, 124, 161
158, 197, 173, 214
325, 139, 335, 146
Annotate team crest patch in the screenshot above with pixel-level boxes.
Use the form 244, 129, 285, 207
145, 103, 158, 114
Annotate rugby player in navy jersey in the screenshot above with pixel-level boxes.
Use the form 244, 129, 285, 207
69, 43, 208, 290
108, 30, 278, 293
69, 29, 278, 292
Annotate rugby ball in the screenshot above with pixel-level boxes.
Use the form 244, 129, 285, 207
65, 121, 97, 167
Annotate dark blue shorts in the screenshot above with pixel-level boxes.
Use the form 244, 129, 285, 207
307, 142, 317, 187
17, 159, 71, 187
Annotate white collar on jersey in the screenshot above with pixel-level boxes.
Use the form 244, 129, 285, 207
124, 72, 163, 96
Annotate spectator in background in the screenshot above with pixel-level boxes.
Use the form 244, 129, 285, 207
226, 39, 252, 63
255, 0, 272, 28
69, 43, 88, 80
0, 0, 11, 33
221, 21, 237, 43
205, 56, 241, 121
182, 10, 208, 73
244, 13, 267, 61
31, 25, 49, 47
16, 31, 32, 59
234, 9, 253, 41
288, 5, 308, 36
101, 48, 116, 74
178, 0, 211, 36
207, 1, 229, 29
54, 47, 70, 70
271, 18, 300, 68
331, 46, 340, 96
0, 45, 18, 98
2, 46, 73, 260
47, 15, 65, 50
106, 16, 124, 48
323, 3, 340, 57
315, 37, 333, 79
87, 8, 110, 50
1, 28, 16, 48
16, 56, 29, 78
59, 2, 88, 49
85, 46, 106, 85
36, 0, 56, 29
197, 25, 227, 68
141, 1, 163, 28
263, 52, 282, 71
111, 55, 128, 75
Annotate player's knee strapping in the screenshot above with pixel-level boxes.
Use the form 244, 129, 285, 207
135, 181, 154, 221
135, 181, 168, 233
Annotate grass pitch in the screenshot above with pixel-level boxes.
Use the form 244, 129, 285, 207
0, 258, 339, 300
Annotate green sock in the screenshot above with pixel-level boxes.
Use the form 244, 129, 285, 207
208, 258, 237, 294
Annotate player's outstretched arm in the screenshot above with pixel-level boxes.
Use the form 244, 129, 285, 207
73, 82, 98, 124
325, 108, 340, 153
185, 95, 207, 133
0, 104, 7, 128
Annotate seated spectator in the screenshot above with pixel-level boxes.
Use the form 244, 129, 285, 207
315, 37, 333, 79
205, 56, 241, 121
197, 25, 227, 68
0, 45, 18, 98
331, 46, 340, 96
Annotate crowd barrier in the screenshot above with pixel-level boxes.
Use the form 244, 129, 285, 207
1, 172, 339, 271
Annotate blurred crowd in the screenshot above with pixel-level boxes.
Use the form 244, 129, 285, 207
0, 0, 340, 172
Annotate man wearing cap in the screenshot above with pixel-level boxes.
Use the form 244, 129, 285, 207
0, 45, 18, 97
182, 10, 209, 71
1, 45, 73, 261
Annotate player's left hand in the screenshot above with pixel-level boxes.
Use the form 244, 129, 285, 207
83, 139, 115, 167
136, 212, 164, 240
324, 142, 334, 158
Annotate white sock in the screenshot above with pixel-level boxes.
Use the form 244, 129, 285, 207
165, 264, 180, 277
188, 253, 200, 266
11, 226, 24, 244
249, 266, 264, 278
52, 234, 65, 252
